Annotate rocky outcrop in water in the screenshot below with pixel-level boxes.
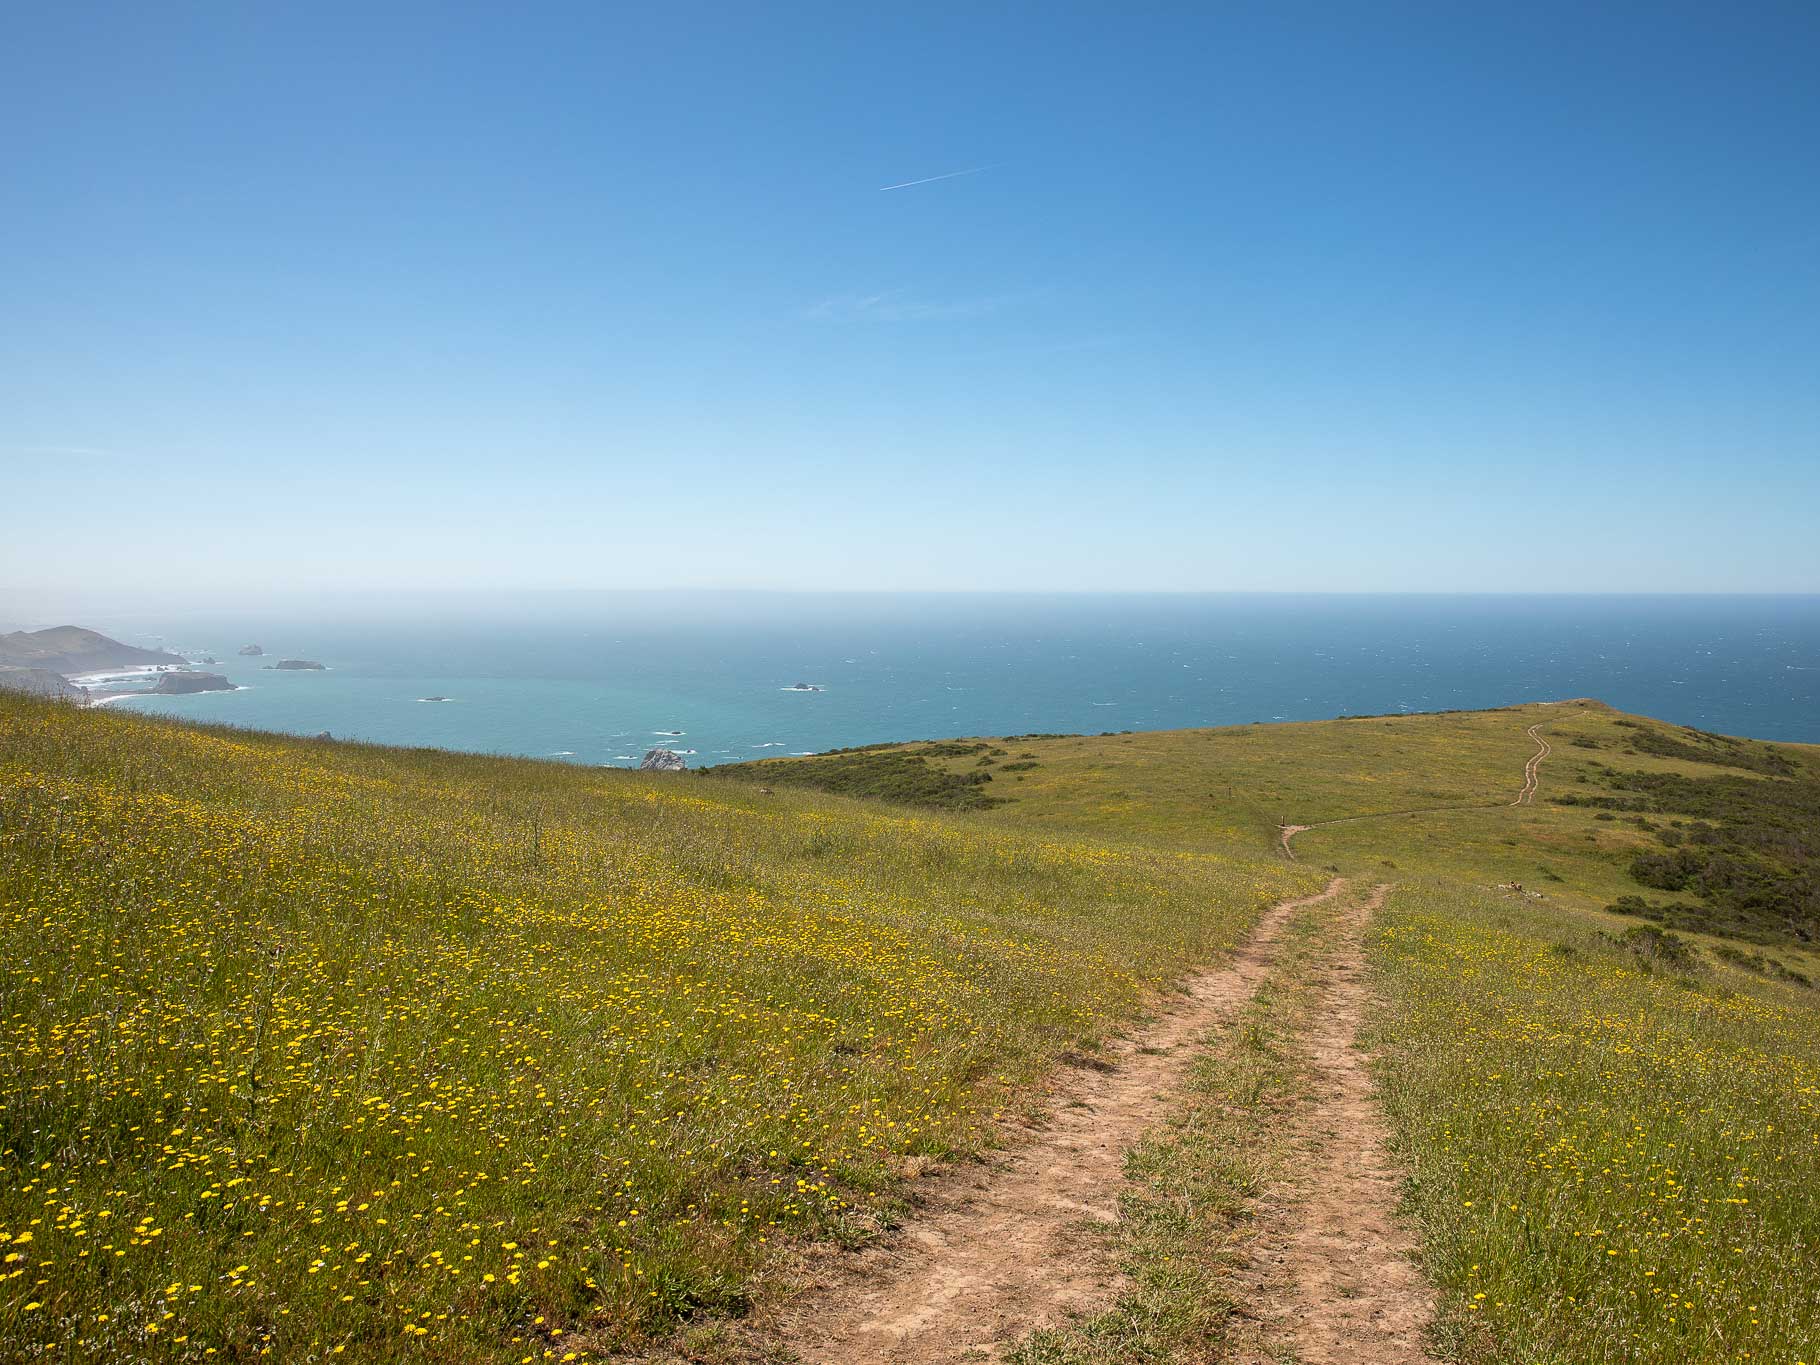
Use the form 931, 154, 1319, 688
150, 671, 236, 695
639, 747, 688, 771
265, 659, 326, 670
239, 645, 264, 656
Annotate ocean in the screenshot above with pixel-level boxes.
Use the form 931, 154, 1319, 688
50, 594, 1820, 761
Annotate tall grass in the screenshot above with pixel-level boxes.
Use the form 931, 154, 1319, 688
0, 695, 1311, 1361
1368, 882, 1820, 1363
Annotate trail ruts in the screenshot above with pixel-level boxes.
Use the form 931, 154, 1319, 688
1229, 884, 1439, 1364
1278, 720, 1552, 860
1513, 722, 1550, 804
764, 879, 1348, 1365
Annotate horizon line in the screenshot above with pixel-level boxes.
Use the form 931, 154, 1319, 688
6, 586, 1820, 602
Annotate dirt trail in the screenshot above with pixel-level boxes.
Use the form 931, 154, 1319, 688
1512, 723, 1551, 805
769, 879, 1348, 1364
1230, 884, 1439, 1364
1279, 720, 1552, 860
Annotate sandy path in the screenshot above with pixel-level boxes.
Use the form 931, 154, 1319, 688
769, 878, 1348, 1364
1279, 720, 1552, 859
1512, 723, 1551, 805
1231, 884, 1438, 1364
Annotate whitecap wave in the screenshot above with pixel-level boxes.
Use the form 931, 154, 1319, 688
68, 665, 168, 685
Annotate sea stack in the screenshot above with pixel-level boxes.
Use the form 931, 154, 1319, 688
149, 671, 236, 695
238, 644, 264, 656
639, 747, 688, 771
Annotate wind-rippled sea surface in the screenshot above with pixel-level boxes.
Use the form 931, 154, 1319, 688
60, 594, 1820, 762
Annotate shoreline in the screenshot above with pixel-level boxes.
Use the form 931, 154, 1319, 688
68, 664, 246, 708
67, 664, 171, 708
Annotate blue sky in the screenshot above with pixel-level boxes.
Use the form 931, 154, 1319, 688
4, 2, 1817, 595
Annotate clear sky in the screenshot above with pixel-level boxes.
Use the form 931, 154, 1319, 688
4, 2, 1817, 595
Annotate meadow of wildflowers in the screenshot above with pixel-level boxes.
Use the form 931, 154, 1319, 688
11, 688, 1818, 1364
0, 694, 1309, 1361
1369, 883, 1820, 1363
909, 701, 1820, 1362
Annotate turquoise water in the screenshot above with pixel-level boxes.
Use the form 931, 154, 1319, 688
65, 594, 1820, 762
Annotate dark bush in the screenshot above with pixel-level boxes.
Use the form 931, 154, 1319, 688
1612, 925, 1699, 969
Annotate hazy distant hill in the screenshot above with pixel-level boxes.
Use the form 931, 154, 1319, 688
0, 625, 183, 675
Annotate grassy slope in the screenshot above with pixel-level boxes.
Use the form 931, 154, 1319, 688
720, 700, 1820, 1360
1370, 882, 1820, 1364
0, 694, 1313, 1362
719, 701, 1820, 958
1009, 891, 1345, 1365
713, 707, 1544, 855
8, 692, 1820, 1362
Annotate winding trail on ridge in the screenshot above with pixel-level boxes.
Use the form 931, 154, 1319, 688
770, 878, 1349, 1365
1279, 720, 1553, 861
1514, 722, 1552, 805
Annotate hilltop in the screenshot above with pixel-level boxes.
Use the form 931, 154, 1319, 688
2, 693, 1816, 1362
711, 699, 1820, 953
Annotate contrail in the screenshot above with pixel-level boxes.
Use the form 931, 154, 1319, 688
878, 164, 996, 192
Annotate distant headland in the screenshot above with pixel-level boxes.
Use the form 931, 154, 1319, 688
0, 626, 241, 705
0, 625, 183, 675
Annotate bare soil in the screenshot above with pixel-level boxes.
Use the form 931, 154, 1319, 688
1227, 885, 1439, 1364
763, 879, 1347, 1364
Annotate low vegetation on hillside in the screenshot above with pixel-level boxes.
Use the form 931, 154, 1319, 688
0, 694, 1309, 1362
1370, 882, 1820, 1364
707, 741, 1016, 811
716, 700, 1820, 1358
1559, 739, 1819, 947
722, 703, 1820, 961
6, 692, 1818, 1361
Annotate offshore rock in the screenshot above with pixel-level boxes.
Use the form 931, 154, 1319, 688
150, 671, 236, 695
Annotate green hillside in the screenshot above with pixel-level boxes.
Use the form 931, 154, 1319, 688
5, 694, 1819, 1362
718, 701, 1820, 1361
713, 699, 1820, 956
0, 694, 1308, 1361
